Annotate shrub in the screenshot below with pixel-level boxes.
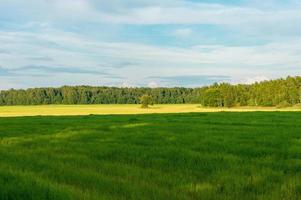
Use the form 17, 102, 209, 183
276, 101, 292, 108
293, 103, 301, 108
139, 95, 154, 108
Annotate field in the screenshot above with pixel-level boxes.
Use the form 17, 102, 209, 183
0, 104, 301, 117
1, 112, 301, 199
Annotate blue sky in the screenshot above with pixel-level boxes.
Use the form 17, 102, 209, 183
0, 0, 301, 89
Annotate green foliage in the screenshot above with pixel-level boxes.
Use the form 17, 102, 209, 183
1, 76, 301, 107
1, 113, 301, 199
139, 94, 154, 108
294, 103, 301, 108
0, 86, 193, 105
276, 101, 292, 108
203, 88, 223, 107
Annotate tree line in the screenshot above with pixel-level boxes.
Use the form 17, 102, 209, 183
1, 76, 301, 107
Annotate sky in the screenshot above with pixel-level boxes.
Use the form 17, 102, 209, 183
0, 0, 301, 89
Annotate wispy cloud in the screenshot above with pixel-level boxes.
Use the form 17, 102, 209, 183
15, 65, 109, 75
244, 75, 269, 84
0, 0, 300, 88
148, 75, 231, 87
1, 0, 301, 28
0, 65, 111, 77
27, 56, 54, 61
99, 61, 139, 69
1, 28, 301, 86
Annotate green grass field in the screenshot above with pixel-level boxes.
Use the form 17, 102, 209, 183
0, 104, 301, 117
0, 112, 301, 199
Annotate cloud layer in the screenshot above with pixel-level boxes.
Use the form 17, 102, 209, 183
0, 0, 300, 89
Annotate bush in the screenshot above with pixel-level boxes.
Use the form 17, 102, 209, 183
276, 101, 292, 108
293, 103, 301, 108
139, 94, 154, 108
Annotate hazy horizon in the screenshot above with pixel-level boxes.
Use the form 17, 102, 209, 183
1, 75, 300, 91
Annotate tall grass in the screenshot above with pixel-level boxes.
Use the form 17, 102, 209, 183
0, 112, 301, 199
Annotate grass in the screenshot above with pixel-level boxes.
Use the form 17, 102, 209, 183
0, 104, 301, 117
0, 112, 301, 199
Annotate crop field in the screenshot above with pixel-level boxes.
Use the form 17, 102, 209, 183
0, 104, 301, 117
0, 112, 301, 200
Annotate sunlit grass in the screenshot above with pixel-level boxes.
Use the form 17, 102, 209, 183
0, 104, 301, 117
0, 112, 301, 199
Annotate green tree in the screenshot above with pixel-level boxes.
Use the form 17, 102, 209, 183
0, 76, 301, 107
203, 88, 223, 107
220, 83, 235, 108
140, 94, 154, 108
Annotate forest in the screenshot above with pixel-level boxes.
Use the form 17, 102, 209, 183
0, 76, 301, 107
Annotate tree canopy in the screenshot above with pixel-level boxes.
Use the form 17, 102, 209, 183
1, 76, 301, 107
140, 94, 154, 108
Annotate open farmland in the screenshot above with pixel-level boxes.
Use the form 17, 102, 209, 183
0, 104, 301, 117
0, 112, 301, 199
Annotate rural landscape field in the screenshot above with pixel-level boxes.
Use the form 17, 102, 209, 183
1, 112, 301, 200
2, 0, 301, 199
1, 104, 301, 117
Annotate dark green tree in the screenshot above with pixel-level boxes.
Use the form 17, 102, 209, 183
1, 76, 301, 107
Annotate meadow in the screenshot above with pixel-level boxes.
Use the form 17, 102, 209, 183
0, 104, 301, 117
0, 112, 301, 199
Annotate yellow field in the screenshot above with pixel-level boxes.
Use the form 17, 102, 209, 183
0, 104, 300, 117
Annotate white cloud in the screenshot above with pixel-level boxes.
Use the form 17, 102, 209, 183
1, 29, 301, 74
97, 2, 300, 29
0, 0, 301, 87
0, 28, 301, 89
120, 81, 132, 88
148, 81, 159, 88
1, 0, 301, 26
0, 79, 21, 90
244, 76, 270, 84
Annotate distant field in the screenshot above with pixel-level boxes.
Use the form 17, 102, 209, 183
0, 112, 301, 200
0, 104, 301, 117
